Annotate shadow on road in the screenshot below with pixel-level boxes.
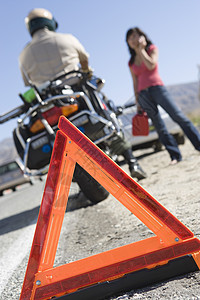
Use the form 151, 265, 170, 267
117, 148, 159, 167
0, 149, 159, 236
0, 192, 94, 236
0, 206, 40, 236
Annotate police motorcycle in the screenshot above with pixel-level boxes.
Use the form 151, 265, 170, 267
0, 70, 124, 203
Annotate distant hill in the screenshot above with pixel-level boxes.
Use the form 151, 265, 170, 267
167, 81, 200, 113
0, 81, 200, 165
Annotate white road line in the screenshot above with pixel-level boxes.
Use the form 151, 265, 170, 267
0, 222, 36, 295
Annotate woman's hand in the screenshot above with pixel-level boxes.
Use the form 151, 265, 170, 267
136, 102, 143, 114
138, 35, 147, 50
137, 38, 158, 70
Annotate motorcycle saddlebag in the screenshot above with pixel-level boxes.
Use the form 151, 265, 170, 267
13, 126, 54, 170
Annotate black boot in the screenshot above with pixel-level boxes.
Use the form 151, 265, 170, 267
122, 149, 147, 180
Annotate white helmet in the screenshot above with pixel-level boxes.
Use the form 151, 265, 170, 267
25, 8, 58, 36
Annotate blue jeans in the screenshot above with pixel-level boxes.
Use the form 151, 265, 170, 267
138, 85, 200, 161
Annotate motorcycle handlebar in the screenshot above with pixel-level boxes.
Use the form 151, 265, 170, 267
123, 103, 136, 109
0, 104, 27, 124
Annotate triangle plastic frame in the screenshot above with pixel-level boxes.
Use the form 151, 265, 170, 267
20, 116, 200, 300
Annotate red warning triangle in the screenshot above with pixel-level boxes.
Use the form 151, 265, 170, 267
20, 116, 200, 300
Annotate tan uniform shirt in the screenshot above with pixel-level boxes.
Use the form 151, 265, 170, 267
19, 28, 89, 86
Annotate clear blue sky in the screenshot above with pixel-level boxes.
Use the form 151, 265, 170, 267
1, 0, 200, 142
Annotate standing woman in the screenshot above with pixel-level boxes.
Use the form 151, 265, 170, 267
126, 27, 200, 164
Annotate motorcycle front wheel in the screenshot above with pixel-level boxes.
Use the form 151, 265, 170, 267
74, 164, 109, 204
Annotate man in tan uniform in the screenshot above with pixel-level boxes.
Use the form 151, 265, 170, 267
19, 8, 147, 180
19, 8, 90, 86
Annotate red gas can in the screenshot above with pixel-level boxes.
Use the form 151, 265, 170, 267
132, 112, 149, 136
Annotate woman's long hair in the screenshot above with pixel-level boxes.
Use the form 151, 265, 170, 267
126, 27, 152, 65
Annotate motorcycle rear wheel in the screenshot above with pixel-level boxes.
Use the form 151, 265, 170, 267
74, 164, 109, 204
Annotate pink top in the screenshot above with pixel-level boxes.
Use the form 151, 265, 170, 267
129, 44, 164, 93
